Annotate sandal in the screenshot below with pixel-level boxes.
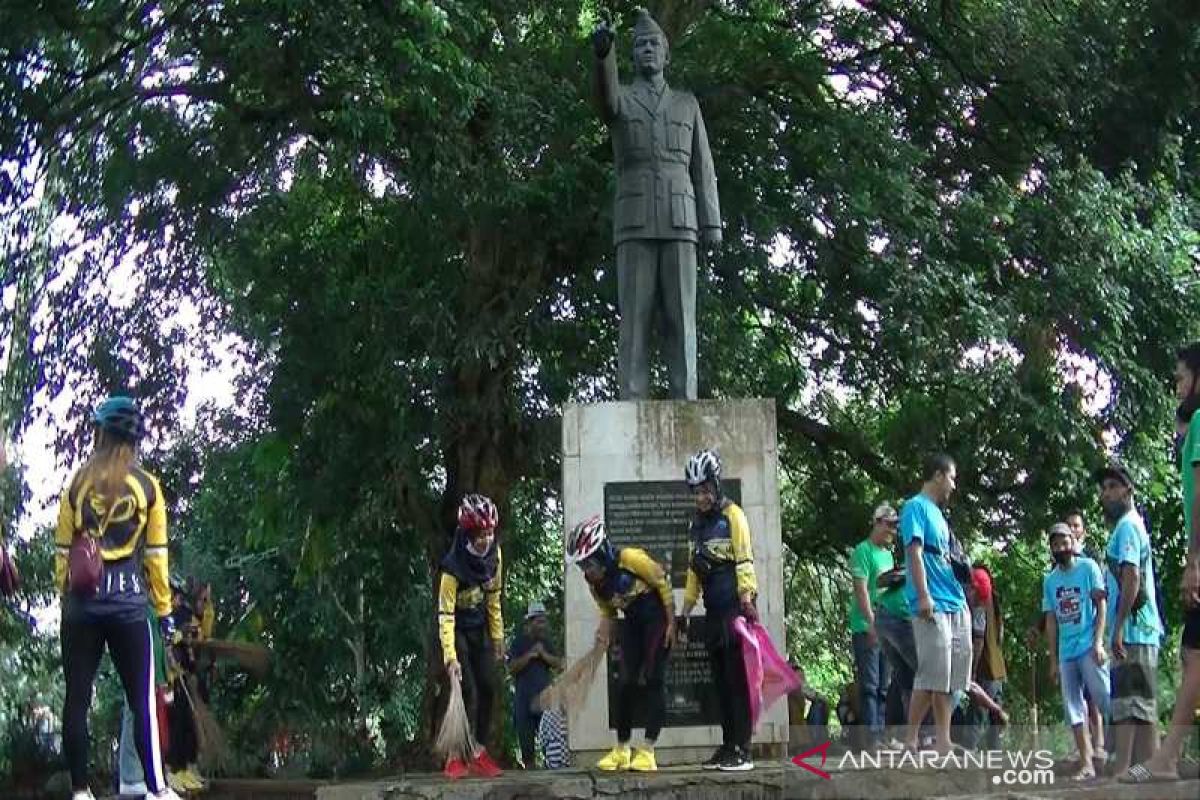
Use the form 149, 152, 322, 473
1119, 763, 1180, 784
1071, 766, 1097, 782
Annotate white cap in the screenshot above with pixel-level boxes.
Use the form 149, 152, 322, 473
873, 504, 898, 523
525, 601, 547, 619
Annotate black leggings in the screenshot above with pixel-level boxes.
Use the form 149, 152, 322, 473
709, 614, 752, 751
62, 618, 166, 793
167, 675, 198, 769
455, 627, 495, 743
615, 613, 668, 743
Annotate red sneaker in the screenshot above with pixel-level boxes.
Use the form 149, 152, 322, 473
443, 757, 469, 780
469, 748, 504, 778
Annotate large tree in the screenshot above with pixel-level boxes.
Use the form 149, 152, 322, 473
2, 0, 1197, 771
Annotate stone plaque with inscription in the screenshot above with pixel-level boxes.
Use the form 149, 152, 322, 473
602, 480, 742, 728
603, 480, 741, 588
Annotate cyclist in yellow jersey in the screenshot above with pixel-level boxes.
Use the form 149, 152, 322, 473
567, 515, 675, 772
679, 449, 759, 771
54, 396, 181, 800
437, 493, 505, 779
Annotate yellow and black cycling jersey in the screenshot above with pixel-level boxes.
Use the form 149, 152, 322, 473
54, 465, 171, 618
438, 547, 503, 664
590, 547, 673, 620
199, 592, 215, 641
685, 500, 757, 615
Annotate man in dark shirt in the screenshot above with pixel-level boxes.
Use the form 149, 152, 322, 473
508, 602, 562, 768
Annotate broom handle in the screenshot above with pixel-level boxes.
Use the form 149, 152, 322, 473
1031, 651, 1039, 748
177, 673, 198, 713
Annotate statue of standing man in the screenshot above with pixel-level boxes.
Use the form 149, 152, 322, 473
592, 8, 721, 401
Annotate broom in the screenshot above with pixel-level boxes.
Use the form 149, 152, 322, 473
195, 639, 271, 679
433, 673, 477, 763
179, 676, 231, 776
535, 640, 606, 714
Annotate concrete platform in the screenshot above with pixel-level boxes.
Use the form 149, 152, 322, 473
193, 768, 1200, 800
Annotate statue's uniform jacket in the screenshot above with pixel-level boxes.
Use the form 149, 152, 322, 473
593, 49, 721, 245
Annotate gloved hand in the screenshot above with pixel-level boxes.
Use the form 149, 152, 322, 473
159, 615, 180, 646
591, 21, 615, 58
740, 598, 759, 624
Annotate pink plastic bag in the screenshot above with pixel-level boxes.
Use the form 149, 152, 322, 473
732, 617, 802, 729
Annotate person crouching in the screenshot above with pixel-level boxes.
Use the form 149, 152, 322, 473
566, 515, 675, 771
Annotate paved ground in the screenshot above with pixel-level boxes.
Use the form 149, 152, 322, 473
181, 767, 1200, 800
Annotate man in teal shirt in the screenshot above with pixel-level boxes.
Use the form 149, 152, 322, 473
847, 504, 900, 748
901, 454, 968, 755
1043, 523, 1108, 780
1096, 463, 1161, 778
1124, 343, 1200, 784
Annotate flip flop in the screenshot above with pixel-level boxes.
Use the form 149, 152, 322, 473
1119, 763, 1180, 784
1071, 767, 1097, 782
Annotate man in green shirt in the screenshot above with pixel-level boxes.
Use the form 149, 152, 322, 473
848, 504, 900, 749
1124, 342, 1200, 784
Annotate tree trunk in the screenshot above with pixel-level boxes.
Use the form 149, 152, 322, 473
328, 574, 369, 736
418, 223, 526, 763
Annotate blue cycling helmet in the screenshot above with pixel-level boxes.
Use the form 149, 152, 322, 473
92, 395, 145, 442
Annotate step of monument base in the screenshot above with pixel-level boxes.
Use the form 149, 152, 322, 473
315, 766, 786, 800
187, 769, 1200, 800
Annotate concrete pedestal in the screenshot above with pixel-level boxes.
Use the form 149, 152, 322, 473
561, 399, 786, 765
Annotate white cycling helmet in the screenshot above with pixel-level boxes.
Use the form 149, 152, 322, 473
566, 515, 607, 564
685, 449, 722, 488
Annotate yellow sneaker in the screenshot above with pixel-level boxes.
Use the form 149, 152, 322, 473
167, 770, 189, 792
179, 769, 205, 791
596, 744, 631, 771
630, 747, 658, 771
184, 767, 209, 790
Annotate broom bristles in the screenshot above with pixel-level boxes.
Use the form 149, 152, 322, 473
181, 677, 231, 775
535, 641, 606, 714
197, 639, 271, 678
433, 675, 477, 762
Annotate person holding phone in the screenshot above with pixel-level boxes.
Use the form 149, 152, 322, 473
847, 504, 900, 749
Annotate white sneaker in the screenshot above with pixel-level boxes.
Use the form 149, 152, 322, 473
119, 780, 149, 796
71, 790, 97, 800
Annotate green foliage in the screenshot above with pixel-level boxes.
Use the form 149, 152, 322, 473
0, 473, 63, 783
1, 0, 1198, 776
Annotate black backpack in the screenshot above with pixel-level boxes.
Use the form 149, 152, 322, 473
1139, 507, 1170, 638
947, 532, 974, 588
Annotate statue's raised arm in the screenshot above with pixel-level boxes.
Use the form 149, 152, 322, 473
591, 20, 619, 122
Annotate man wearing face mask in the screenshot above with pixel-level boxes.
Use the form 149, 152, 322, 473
1095, 464, 1162, 777
1043, 523, 1109, 780
437, 494, 505, 780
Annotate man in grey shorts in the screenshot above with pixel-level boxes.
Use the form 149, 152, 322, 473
1096, 464, 1162, 777
900, 454, 971, 754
